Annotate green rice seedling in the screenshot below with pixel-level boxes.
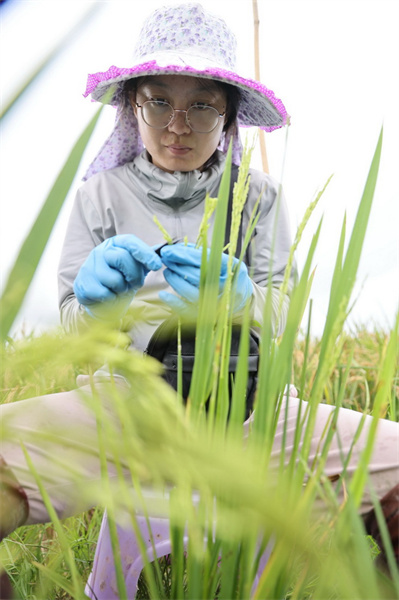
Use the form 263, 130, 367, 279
184, 143, 235, 421
2, 321, 397, 598
2, 129, 398, 600
295, 326, 398, 416
276, 176, 332, 326
153, 216, 175, 244
2, 510, 102, 599
202, 142, 257, 433
196, 194, 218, 248
286, 130, 384, 503
0, 84, 118, 342
212, 140, 259, 432
0, 106, 103, 341
0, 5, 101, 121
19, 450, 89, 599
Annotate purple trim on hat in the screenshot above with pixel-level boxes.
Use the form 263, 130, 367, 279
84, 64, 154, 96
84, 61, 288, 132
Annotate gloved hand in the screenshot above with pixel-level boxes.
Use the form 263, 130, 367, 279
159, 243, 253, 314
73, 234, 162, 320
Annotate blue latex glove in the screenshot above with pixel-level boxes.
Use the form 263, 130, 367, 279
159, 243, 253, 314
74, 234, 162, 320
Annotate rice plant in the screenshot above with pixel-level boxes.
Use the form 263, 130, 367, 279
1, 43, 397, 597
1, 118, 398, 600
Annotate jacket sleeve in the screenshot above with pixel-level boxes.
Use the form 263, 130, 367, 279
58, 186, 107, 333
243, 170, 296, 337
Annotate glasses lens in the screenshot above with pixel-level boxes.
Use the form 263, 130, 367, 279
142, 101, 174, 129
187, 105, 220, 133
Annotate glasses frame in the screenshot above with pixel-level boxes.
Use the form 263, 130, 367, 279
135, 100, 226, 133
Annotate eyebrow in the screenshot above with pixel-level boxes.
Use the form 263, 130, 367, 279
139, 80, 220, 97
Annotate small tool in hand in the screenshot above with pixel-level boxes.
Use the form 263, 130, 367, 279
154, 238, 182, 257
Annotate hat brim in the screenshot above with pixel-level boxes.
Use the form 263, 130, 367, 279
84, 60, 289, 132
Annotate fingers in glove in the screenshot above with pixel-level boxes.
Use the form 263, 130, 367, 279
160, 243, 203, 268
162, 263, 202, 287
112, 235, 162, 271
103, 246, 146, 288
163, 269, 200, 303
161, 244, 230, 291
74, 266, 124, 304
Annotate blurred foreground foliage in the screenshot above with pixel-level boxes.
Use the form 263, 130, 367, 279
1, 320, 398, 599
0, 107, 397, 598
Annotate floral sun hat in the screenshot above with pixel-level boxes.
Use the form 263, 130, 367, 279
83, 2, 289, 180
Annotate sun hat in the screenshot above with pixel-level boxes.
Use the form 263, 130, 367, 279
83, 2, 289, 180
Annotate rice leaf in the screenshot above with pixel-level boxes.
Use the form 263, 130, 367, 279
0, 106, 103, 340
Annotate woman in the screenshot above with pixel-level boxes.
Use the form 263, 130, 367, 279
1, 2, 398, 566
61, 71, 291, 346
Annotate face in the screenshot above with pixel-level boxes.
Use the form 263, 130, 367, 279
131, 75, 227, 173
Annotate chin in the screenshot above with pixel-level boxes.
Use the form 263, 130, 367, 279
156, 158, 203, 173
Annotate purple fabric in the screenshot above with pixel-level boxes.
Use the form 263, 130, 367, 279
84, 104, 144, 180
84, 61, 288, 132
134, 3, 237, 69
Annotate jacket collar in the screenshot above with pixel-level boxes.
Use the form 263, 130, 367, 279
128, 150, 226, 210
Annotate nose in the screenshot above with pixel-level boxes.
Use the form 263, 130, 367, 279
167, 109, 191, 135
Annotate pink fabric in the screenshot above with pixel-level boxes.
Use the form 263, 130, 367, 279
84, 61, 288, 132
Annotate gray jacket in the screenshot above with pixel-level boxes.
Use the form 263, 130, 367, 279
58, 150, 294, 352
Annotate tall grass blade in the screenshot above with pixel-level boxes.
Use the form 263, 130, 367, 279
20, 444, 87, 598
350, 311, 399, 506
0, 106, 103, 340
0, 5, 102, 120
1, 127, 394, 600
319, 127, 383, 367
188, 142, 233, 416
299, 128, 383, 475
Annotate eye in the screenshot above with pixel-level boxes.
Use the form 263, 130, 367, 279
192, 102, 211, 111
150, 98, 169, 106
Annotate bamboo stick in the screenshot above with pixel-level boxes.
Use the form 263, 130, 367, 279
252, 0, 269, 173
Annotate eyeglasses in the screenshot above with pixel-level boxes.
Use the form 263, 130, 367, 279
135, 100, 225, 133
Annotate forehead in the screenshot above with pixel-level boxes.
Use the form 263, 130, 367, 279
136, 75, 226, 99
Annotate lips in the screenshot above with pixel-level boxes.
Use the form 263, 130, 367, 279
167, 144, 192, 155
